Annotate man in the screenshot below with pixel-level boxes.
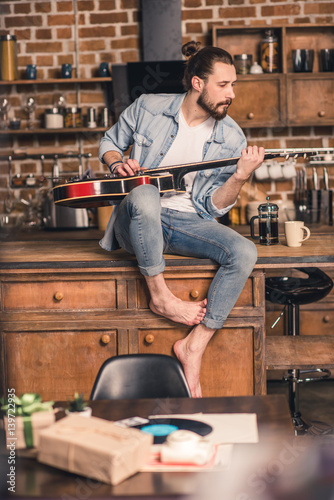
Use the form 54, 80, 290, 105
99, 42, 265, 397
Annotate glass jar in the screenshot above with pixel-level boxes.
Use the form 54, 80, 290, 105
261, 30, 279, 73
64, 107, 82, 128
234, 54, 252, 75
45, 108, 64, 129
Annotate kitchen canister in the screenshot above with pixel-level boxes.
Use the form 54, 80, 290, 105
45, 108, 64, 129
261, 29, 279, 73
64, 107, 82, 128
0, 34, 18, 81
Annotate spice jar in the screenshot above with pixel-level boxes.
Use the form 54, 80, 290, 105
64, 107, 82, 128
45, 108, 64, 129
0, 35, 18, 81
234, 54, 252, 75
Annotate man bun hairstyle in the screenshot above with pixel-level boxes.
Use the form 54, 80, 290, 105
182, 41, 233, 92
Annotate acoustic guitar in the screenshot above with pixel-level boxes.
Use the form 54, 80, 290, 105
53, 148, 320, 209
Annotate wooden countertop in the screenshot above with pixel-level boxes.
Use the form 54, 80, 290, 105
1, 226, 333, 270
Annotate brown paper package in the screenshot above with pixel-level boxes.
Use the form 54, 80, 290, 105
37, 414, 153, 485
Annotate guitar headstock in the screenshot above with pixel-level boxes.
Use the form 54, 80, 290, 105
264, 148, 320, 161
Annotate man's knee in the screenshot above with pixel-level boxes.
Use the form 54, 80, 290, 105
127, 184, 161, 216
238, 238, 258, 271
128, 184, 160, 205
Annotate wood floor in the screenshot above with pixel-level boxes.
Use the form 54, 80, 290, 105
267, 379, 334, 430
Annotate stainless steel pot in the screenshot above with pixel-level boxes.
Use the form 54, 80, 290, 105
43, 190, 89, 229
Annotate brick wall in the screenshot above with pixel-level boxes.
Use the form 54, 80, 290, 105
0, 0, 333, 227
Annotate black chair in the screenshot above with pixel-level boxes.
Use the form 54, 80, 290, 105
266, 267, 333, 436
90, 354, 191, 400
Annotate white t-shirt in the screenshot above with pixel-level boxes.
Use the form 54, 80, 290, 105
160, 110, 215, 213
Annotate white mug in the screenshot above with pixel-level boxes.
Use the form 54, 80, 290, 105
284, 221, 311, 247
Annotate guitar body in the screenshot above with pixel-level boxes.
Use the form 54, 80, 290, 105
53, 173, 181, 208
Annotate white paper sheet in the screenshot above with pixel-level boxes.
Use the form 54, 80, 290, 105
149, 413, 259, 444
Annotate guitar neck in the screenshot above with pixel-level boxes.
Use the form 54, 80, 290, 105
147, 148, 320, 188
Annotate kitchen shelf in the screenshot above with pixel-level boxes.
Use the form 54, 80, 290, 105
0, 127, 107, 135
0, 77, 112, 85
212, 23, 334, 128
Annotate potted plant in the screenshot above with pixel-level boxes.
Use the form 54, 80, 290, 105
66, 393, 92, 417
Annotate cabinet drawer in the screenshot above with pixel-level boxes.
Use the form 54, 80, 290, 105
136, 276, 256, 309
2, 279, 117, 311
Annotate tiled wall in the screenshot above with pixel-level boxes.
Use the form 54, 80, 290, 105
0, 0, 333, 226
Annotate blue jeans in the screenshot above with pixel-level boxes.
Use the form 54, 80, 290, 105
114, 185, 257, 329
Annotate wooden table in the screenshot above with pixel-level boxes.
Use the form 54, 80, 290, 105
0, 395, 294, 499
1, 226, 334, 269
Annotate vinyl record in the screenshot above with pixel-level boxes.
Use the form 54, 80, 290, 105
135, 418, 212, 444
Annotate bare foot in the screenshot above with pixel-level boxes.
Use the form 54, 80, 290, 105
149, 296, 207, 326
173, 337, 203, 398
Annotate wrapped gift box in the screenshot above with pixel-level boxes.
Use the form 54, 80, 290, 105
3, 410, 56, 450
37, 414, 153, 485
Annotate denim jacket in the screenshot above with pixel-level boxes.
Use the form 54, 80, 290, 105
99, 93, 247, 251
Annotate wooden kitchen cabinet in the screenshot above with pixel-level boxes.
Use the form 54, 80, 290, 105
0, 249, 266, 401
135, 322, 263, 397
0, 329, 117, 401
287, 74, 334, 126
228, 75, 286, 128
212, 24, 334, 128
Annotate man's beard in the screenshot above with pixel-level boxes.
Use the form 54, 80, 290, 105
197, 88, 232, 121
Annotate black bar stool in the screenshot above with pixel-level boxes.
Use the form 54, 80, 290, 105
265, 267, 333, 436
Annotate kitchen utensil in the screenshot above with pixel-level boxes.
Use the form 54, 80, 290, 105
24, 97, 36, 129
61, 63, 72, 78
87, 107, 96, 128
0, 98, 10, 129
321, 167, 333, 226
26, 64, 37, 80
43, 190, 89, 229
261, 29, 279, 73
234, 54, 252, 74
250, 197, 279, 245
45, 108, 64, 129
101, 107, 110, 127
320, 49, 334, 72
0, 34, 18, 81
99, 62, 111, 77
305, 167, 321, 224
284, 220, 311, 247
292, 49, 314, 72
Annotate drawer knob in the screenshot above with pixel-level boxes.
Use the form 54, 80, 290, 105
145, 334, 155, 344
318, 111, 326, 117
247, 112, 254, 120
190, 289, 199, 299
101, 334, 111, 345
323, 315, 330, 323
54, 291, 64, 301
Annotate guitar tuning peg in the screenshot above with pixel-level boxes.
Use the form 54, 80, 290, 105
294, 154, 298, 159
303, 153, 307, 159
285, 154, 289, 160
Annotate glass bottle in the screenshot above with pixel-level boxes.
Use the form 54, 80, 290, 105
261, 30, 279, 73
